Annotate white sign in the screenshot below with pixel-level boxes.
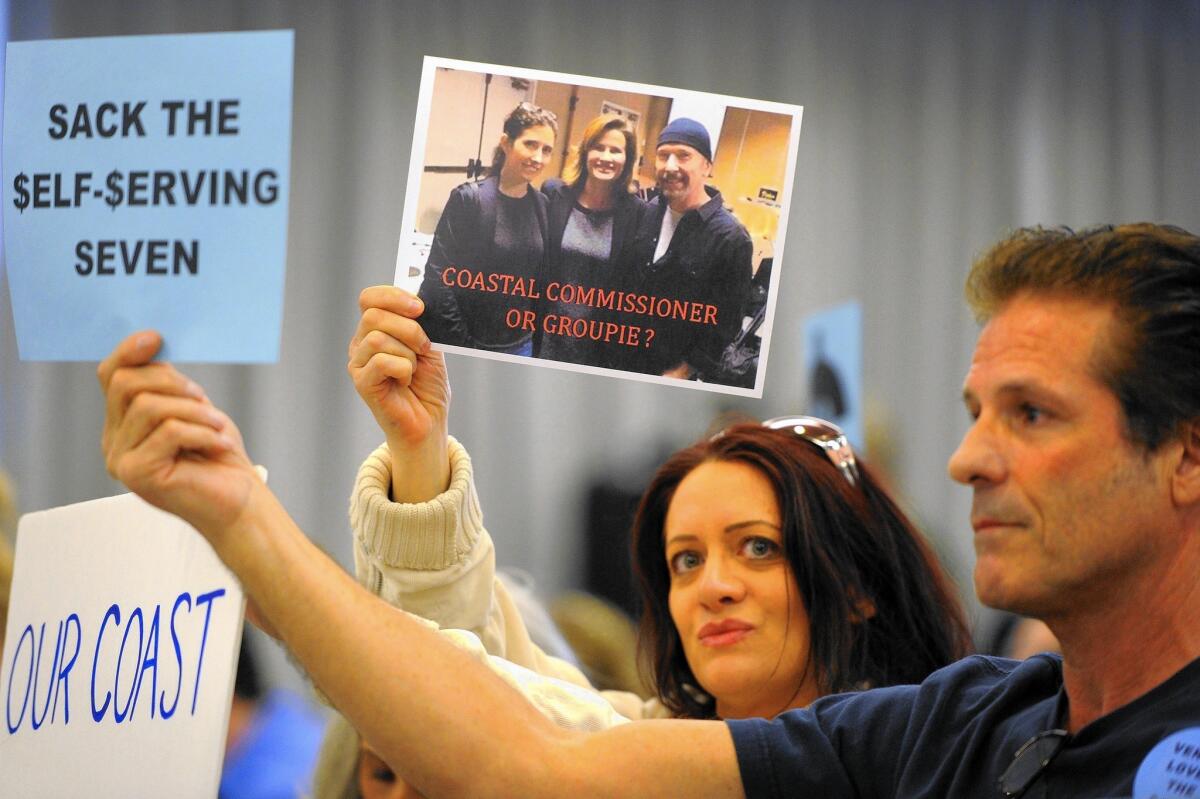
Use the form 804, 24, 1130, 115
0, 492, 245, 798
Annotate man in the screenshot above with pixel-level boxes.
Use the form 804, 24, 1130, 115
724, 223, 1200, 796
630, 117, 752, 381
101, 223, 1200, 797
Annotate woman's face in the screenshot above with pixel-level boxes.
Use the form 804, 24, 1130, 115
585, 128, 627, 185
358, 743, 426, 799
500, 123, 555, 184
663, 459, 817, 719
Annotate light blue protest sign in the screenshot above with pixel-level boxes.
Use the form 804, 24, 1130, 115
3, 30, 293, 362
802, 300, 863, 451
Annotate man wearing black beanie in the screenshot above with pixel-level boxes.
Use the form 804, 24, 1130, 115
625, 117, 752, 382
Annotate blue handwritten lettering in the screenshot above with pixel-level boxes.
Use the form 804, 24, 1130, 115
90, 604, 120, 722
161, 592, 190, 720
112, 607, 144, 723
5, 625, 35, 734
134, 606, 161, 720
51, 613, 81, 725
190, 589, 225, 715
30, 621, 63, 729
11, 586, 228, 732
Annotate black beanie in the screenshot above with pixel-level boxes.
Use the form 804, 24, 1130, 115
656, 117, 713, 161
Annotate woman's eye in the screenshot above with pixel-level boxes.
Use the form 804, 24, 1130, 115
741, 537, 780, 560
669, 551, 702, 574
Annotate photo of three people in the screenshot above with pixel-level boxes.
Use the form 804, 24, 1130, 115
395, 58, 802, 396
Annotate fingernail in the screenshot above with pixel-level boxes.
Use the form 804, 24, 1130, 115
185, 380, 205, 399
135, 332, 157, 350
408, 295, 425, 315
206, 408, 226, 429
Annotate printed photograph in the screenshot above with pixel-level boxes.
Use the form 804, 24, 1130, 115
395, 57, 802, 397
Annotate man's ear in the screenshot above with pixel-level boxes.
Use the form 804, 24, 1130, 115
1171, 419, 1200, 507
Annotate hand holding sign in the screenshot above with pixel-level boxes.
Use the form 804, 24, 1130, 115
98, 331, 259, 537
348, 286, 451, 503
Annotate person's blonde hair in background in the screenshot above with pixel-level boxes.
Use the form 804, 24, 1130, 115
559, 114, 637, 195
0, 469, 17, 649
310, 715, 360, 799
550, 591, 650, 696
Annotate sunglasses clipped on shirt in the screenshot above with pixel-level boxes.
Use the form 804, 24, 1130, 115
998, 728, 1070, 797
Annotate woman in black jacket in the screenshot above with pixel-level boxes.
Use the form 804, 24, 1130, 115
417, 102, 557, 356
536, 115, 647, 368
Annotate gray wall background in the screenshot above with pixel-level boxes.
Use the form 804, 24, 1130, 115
3, 0, 1198, 691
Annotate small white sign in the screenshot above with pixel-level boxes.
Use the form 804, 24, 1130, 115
0, 492, 245, 798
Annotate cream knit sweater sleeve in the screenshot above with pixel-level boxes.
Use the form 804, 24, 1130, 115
348, 437, 660, 722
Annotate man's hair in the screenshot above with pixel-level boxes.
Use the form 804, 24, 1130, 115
965, 223, 1200, 451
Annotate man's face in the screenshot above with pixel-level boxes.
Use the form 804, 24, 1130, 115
947, 293, 1177, 619
655, 143, 710, 210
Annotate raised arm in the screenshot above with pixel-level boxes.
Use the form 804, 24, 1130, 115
98, 332, 741, 799
347, 287, 555, 653
347, 285, 449, 503
347, 287, 652, 718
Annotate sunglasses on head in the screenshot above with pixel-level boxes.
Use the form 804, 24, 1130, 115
712, 415, 862, 487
